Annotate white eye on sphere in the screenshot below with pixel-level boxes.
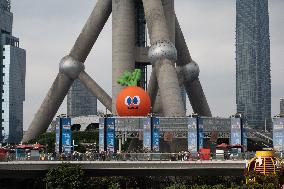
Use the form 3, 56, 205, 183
125, 96, 132, 106
133, 96, 140, 105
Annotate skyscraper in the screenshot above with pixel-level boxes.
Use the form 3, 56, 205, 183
236, 0, 271, 129
0, 0, 26, 143
67, 80, 97, 117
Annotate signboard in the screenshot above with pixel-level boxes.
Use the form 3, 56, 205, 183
188, 117, 198, 152
143, 118, 151, 151
203, 118, 231, 132
210, 131, 219, 142
198, 118, 204, 149
99, 118, 105, 153
106, 118, 115, 153
242, 127, 247, 152
230, 117, 242, 153
164, 132, 173, 141
273, 118, 284, 152
55, 117, 72, 154
152, 117, 160, 152
61, 118, 72, 154
55, 118, 60, 154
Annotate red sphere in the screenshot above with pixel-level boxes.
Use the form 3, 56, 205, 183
116, 86, 151, 116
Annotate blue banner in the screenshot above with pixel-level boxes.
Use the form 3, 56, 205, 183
99, 118, 105, 153
242, 127, 247, 152
230, 117, 242, 146
106, 118, 115, 153
188, 117, 198, 152
55, 118, 60, 154
143, 118, 151, 151
152, 117, 160, 152
198, 118, 204, 150
61, 118, 72, 154
273, 118, 284, 152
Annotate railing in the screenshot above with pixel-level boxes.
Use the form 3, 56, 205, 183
1, 152, 257, 162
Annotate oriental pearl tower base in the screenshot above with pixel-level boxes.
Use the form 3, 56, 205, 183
22, 0, 211, 152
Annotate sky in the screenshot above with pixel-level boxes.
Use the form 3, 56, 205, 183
11, 0, 284, 130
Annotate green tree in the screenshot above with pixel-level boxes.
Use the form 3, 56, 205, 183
44, 163, 85, 189
246, 171, 280, 189
28, 132, 55, 153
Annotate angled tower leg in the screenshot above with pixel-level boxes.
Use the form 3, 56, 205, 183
175, 15, 212, 117
150, 0, 177, 115
78, 71, 112, 112
147, 68, 158, 111
112, 0, 136, 114
143, 0, 185, 116
22, 0, 112, 142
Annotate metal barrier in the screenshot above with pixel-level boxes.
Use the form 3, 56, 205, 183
1, 152, 258, 162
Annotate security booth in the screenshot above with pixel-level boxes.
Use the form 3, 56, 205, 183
55, 116, 72, 156
15, 144, 45, 160
15, 145, 27, 160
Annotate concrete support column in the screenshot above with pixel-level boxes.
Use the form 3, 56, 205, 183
175, 16, 212, 117
151, 0, 176, 115
112, 0, 136, 114
78, 71, 112, 112
147, 68, 158, 111
23, 0, 112, 142
143, 0, 185, 116
70, 0, 112, 62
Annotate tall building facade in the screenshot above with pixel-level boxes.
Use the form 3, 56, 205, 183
280, 99, 284, 116
0, 0, 26, 143
67, 80, 97, 117
236, 0, 271, 129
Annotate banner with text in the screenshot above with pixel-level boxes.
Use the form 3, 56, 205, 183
273, 118, 284, 152
152, 117, 160, 152
99, 118, 105, 153
143, 118, 151, 151
198, 118, 204, 150
188, 117, 198, 152
106, 118, 115, 153
230, 117, 242, 153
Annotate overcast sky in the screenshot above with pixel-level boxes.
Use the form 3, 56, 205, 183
11, 0, 284, 130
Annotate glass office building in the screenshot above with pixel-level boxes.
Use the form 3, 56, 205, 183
67, 80, 97, 117
280, 99, 284, 116
0, 0, 26, 143
236, 0, 271, 129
